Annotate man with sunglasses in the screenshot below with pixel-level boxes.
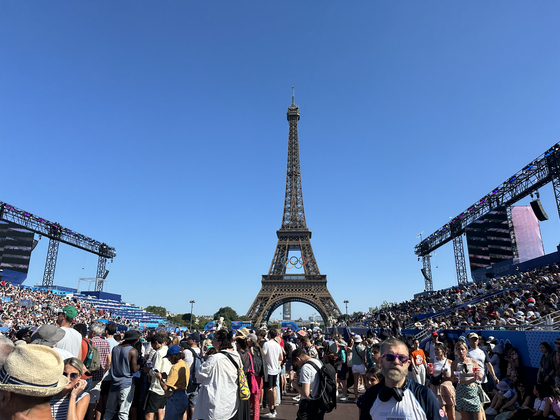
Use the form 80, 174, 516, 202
359, 338, 447, 420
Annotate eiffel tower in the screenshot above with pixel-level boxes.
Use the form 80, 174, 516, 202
246, 90, 342, 328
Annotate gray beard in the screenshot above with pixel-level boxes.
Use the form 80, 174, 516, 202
384, 367, 407, 384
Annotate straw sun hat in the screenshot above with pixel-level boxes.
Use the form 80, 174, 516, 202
0, 344, 68, 397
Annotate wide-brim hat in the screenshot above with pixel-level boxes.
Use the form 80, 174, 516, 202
236, 327, 250, 338
0, 344, 68, 397
30, 324, 66, 347
123, 329, 141, 342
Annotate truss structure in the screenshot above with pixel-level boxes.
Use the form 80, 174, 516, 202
416, 143, 560, 257
0, 202, 116, 287
246, 92, 341, 327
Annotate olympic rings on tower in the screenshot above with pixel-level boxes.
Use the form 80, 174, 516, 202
281, 255, 308, 269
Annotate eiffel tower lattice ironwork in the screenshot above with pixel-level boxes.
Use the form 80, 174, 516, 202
246, 90, 342, 327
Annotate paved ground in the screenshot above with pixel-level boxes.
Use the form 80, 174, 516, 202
261, 389, 497, 420
261, 389, 362, 420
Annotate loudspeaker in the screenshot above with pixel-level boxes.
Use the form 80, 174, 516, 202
421, 268, 430, 281
530, 199, 549, 221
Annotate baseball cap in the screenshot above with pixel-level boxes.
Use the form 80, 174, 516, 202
164, 345, 182, 358
467, 332, 479, 339
62, 306, 77, 320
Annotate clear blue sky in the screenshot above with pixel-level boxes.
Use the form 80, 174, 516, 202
1, 1, 560, 320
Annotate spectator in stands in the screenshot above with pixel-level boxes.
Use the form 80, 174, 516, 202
504, 343, 520, 383
538, 342, 555, 385
496, 381, 532, 419
103, 329, 140, 420
57, 306, 83, 360
50, 357, 90, 420
0, 345, 68, 420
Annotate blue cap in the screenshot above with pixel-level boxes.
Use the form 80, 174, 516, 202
164, 345, 182, 358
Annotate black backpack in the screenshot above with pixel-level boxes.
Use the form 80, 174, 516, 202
283, 338, 293, 361
303, 360, 337, 413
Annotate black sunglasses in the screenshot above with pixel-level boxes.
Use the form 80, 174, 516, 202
63, 372, 80, 380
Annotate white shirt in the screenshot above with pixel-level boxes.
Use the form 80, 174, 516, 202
300, 358, 322, 400
149, 346, 172, 395
184, 347, 201, 369
193, 351, 241, 420
262, 340, 282, 375
57, 326, 83, 358
468, 347, 488, 383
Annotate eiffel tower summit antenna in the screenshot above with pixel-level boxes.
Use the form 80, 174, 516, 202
246, 91, 341, 328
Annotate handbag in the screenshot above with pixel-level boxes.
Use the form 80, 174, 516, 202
477, 384, 491, 404
247, 352, 259, 394
429, 358, 447, 386
221, 351, 251, 401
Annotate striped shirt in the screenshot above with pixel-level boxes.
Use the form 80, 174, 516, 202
50, 392, 89, 420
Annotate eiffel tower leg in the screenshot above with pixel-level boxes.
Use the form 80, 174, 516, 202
300, 239, 320, 276
269, 240, 288, 276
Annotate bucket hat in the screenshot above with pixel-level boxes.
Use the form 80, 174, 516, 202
0, 344, 68, 397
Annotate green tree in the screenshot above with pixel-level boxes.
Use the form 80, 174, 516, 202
213, 307, 239, 322
145, 306, 167, 317
351, 311, 363, 319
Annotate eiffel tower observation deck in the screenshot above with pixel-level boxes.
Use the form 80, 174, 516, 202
246, 89, 341, 327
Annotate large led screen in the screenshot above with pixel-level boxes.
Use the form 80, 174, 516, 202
466, 206, 515, 271
0, 220, 34, 274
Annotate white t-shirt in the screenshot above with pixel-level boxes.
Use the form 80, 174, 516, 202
300, 358, 322, 400
184, 347, 201, 368
262, 340, 282, 376
57, 326, 83, 358
468, 347, 488, 383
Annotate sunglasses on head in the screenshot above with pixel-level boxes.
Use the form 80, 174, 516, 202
381, 353, 409, 364
63, 372, 80, 380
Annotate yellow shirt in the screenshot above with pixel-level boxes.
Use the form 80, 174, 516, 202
166, 360, 190, 391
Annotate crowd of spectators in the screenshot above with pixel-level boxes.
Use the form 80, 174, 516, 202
3, 263, 560, 419
0, 281, 157, 332
341, 263, 560, 332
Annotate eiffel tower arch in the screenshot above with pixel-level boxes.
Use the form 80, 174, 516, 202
246, 89, 342, 328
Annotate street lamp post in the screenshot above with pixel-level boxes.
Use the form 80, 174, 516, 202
343, 300, 349, 322
189, 300, 195, 331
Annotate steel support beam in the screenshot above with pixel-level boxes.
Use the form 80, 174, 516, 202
552, 177, 560, 221
453, 235, 468, 285
42, 238, 60, 287
422, 255, 433, 292
95, 256, 107, 291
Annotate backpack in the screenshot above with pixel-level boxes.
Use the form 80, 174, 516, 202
303, 360, 337, 413
187, 348, 202, 391
283, 338, 293, 361
83, 338, 101, 373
